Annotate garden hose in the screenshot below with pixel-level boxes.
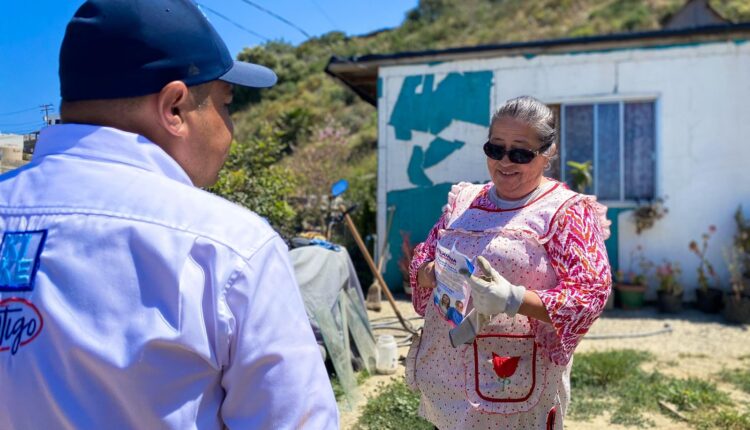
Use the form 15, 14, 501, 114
371, 316, 423, 346
583, 323, 673, 340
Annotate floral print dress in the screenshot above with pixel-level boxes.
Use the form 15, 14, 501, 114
408, 180, 612, 430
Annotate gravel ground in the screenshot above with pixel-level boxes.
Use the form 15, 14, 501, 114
338, 297, 750, 429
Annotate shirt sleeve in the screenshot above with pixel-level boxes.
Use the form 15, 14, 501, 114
409, 212, 448, 316
535, 198, 613, 365
219, 236, 339, 429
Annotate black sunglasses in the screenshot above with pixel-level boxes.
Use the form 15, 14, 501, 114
483, 141, 552, 164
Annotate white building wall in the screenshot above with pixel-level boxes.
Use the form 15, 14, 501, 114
378, 40, 750, 296
0, 134, 24, 173
0, 134, 23, 153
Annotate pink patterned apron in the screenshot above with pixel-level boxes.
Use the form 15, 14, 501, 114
412, 182, 582, 430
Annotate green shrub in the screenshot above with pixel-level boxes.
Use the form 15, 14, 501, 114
211, 132, 298, 238
655, 377, 730, 411
693, 409, 750, 430
571, 349, 653, 387
354, 380, 432, 430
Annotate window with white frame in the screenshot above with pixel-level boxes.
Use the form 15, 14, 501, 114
555, 100, 656, 202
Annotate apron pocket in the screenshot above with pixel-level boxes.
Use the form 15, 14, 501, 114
464, 333, 546, 414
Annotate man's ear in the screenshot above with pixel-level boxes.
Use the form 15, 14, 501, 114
156, 81, 191, 137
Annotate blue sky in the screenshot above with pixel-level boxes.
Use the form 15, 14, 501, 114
0, 0, 417, 135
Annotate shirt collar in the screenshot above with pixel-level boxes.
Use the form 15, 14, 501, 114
33, 124, 194, 186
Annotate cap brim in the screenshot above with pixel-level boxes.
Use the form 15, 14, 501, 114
220, 61, 277, 88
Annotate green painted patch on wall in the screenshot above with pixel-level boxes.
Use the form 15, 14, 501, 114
604, 207, 629, 274
384, 183, 454, 290
388, 71, 493, 141
407, 137, 466, 187
423, 137, 465, 168
407, 146, 434, 187
604, 207, 635, 274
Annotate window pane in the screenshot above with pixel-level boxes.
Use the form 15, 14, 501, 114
624, 102, 656, 200
563, 104, 594, 194
596, 103, 621, 200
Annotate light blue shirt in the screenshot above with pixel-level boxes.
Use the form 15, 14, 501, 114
0, 124, 339, 429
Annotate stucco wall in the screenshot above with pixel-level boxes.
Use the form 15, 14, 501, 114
377, 40, 750, 297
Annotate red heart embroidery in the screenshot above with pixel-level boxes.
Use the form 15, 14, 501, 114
491, 353, 520, 378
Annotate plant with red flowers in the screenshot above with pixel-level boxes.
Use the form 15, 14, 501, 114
689, 225, 719, 293
655, 260, 683, 296
615, 245, 652, 286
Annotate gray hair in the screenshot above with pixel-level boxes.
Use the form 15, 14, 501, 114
489, 96, 557, 156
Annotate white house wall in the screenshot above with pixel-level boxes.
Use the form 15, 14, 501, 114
377, 40, 750, 296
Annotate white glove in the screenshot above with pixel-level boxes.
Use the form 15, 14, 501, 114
468, 256, 526, 317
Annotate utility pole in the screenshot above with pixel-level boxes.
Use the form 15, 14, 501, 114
40, 104, 54, 124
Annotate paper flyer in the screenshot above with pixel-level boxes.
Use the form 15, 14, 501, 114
433, 243, 474, 326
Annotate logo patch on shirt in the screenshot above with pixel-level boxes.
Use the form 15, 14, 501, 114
0, 298, 44, 355
0, 230, 47, 292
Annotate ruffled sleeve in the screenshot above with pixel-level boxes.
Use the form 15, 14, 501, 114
409, 182, 472, 316
535, 197, 612, 365
587, 195, 612, 240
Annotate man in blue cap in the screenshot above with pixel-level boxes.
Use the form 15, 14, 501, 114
0, 1, 339, 429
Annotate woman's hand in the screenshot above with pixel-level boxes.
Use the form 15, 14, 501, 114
417, 261, 437, 289
468, 256, 526, 316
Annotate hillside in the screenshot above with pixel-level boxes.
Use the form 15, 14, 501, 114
215, 0, 750, 244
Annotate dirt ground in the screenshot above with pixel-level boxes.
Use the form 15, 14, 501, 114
338, 296, 750, 430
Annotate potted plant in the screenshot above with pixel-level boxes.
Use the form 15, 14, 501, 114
723, 207, 750, 324
724, 258, 750, 324
689, 225, 723, 313
734, 206, 750, 286
655, 260, 683, 313
632, 197, 668, 234
614, 246, 651, 310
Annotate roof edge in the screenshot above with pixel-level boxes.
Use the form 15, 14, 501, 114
329, 22, 750, 67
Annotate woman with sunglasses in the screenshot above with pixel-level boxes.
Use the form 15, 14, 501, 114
406, 96, 612, 429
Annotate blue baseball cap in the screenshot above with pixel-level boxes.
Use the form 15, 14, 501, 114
60, 0, 277, 101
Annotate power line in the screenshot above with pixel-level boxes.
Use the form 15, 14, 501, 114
308, 0, 338, 28
235, 0, 311, 39
197, 3, 270, 42
0, 106, 39, 116
0, 120, 45, 127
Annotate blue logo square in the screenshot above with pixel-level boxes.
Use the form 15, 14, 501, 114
0, 230, 47, 292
